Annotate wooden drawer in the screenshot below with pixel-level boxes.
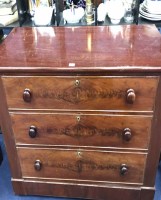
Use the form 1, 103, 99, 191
2, 76, 158, 111
11, 113, 152, 149
17, 148, 146, 184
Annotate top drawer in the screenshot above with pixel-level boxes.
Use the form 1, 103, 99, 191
2, 76, 158, 111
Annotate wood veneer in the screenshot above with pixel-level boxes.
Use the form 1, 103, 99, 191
2, 76, 158, 111
0, 25, 161, 200
17, 148, 146, 184
10, 112, 152, 149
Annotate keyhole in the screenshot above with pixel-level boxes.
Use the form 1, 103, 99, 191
76, 116, 80, 122
77, 151, 82, 157
75, 80, 80, 86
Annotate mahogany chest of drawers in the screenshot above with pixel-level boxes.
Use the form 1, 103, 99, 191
0, 25, 161, 200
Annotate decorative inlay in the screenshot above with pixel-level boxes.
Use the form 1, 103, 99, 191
45, 124, 122, 138
49, 159, 118, 173
35, 87, 125, 104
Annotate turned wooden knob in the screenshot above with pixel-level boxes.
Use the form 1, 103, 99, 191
34, 160, 42, 171
126, 89, 136, 104
29, 126, 37, 138
23, 88, 32, 102
122, 128, 132, 141
120, 164, 128, 175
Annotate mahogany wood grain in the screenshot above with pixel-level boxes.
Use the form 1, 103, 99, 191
0, 78, 22, 178
12, 179, 142, 200
143, 78, 161, 186
12, 179, 26, 195
10, 112, 152, 149
0, 25, 161, 74
140, 187, 155, 200
17, 147, 146, 184
0, 25, 161, 199
2, 76, 158, 111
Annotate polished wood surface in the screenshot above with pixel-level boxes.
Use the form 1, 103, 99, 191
143, 78, 161, 186
10, 112, 152, 149
2, 76, 158, 111
0, 25, 161, 73
17, 148, 146, 184
0, 25, 161, 200
0, 78, 22, 178
12, 179, 142, 200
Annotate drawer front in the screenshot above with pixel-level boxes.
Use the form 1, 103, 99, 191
2, 76, 158, 111
17, 148, 146, 184
11, 113, 152, 149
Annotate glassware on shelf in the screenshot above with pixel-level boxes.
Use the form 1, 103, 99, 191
123, 0, 136, 23
34, 6, 53, 25
107, 0, 125, 24
63, 2, 85, 24
30, 0, 54, 26
85, 0, 94, 24
97, 3, 107, 22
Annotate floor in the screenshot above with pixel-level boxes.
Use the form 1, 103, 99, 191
0, 134, 161, 200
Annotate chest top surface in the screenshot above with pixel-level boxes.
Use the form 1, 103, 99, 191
0, 24, 161, 73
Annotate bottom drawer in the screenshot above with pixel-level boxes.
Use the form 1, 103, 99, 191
17, 148, 146, 185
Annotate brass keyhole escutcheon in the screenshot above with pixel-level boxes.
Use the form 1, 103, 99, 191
77, 151, 82, 157
75, 80, 80, 87
76, 116, 81, 122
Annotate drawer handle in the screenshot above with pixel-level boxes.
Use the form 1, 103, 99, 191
120, 164, 128, 176
126, 89, 136, 104
23, 88, 32, 102
122, 128, 132, 141
29, 126, 37, 138
34, 160, 42, 171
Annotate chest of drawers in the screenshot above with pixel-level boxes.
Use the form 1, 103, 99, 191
0, 25, 161, 200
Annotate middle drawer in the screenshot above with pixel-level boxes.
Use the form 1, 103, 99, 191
10, 113, 152, 149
